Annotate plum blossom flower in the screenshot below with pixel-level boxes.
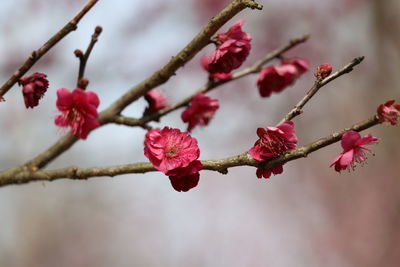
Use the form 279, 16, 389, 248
144, 127, 200, 173
377, 100, 400, 126
19, 72, 49, 108
282, 58, 309, 75
167, 160, 203, 192
257, 58, 309, 98
144, 89, 168, 114
54, 88, 100, 139
169, 173, 200, 192
144, 127, 203, 191
256, 165, 283, 179
181, 93, 219, 132
205, 20, 251, 74
314, 63, 332, 79
248, 121, 298, 179
201, 56, 232, 80
330, 131, 379, 172
249, 121, 297, 161
216, 20, 252, 44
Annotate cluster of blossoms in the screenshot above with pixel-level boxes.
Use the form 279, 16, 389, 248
202, 20, 251, 78
328, 100, 399, 172
248, 121, 298, 179
19, 72, 49, 108
257, 58, 309, 98
144, 127, 203, 192
18, 73, 101, 140
15, 20, 400, 193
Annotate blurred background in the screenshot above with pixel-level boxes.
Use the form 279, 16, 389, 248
0, 0, 399, 266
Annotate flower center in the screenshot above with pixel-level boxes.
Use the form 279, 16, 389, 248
67, 107, 83, 122
263, 135, 290, 156
165, 145, 178, 158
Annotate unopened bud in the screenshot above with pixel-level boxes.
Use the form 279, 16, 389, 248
315, 63, 332, 79
94, 26, 103, 35
78, 78, 89, 90
74, 49, 83, 58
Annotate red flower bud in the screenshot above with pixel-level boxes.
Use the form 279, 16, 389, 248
94, 25, 103, 34
314, 63, 332, 79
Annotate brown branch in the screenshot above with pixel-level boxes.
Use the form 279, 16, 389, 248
280, 56, 365, 123
110, 34, 309, 127
113, 115, 152, 130
0, 0, 99, 100
75, 26, 103, 88
0, 115, 381, 187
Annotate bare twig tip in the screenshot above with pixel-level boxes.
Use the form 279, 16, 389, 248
355, 56, 365, 63
245, 0, 263, 10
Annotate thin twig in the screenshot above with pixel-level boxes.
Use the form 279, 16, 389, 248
111, 34, 309, 126
0, 115, 380, 187
280, 56, 365, 124
75, 26, 103, 88
0, 0, 99, 99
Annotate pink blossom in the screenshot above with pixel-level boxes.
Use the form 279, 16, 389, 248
257, 58, 309, 98
54, 88, 100, 139
181, 93, 219, 132
169, 173, 200, 192
144, 89, 168, 113
377, 100, 400, 126
330, 131, 379, 172
19, 72, 49, 108
144, 127, 200, 174
167, 160, 203, 192
208, 39, 251, 74
282, 58, 309, 75
314, 63, 333, 79
144, 127, 203, 192
206, 20, 251, 74
216, 20, 252, 44
256, 165, 283, 179
201, 56, 232, 80
249, 121, 297, 179
248, 121, 298, 162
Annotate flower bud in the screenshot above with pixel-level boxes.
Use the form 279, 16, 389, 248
314, 63, 332, 79
78, 78, 89, 90
94, 25, 103, 35
74, 49, 83, 58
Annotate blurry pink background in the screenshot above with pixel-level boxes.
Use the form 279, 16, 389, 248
0, 0, 399, 266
